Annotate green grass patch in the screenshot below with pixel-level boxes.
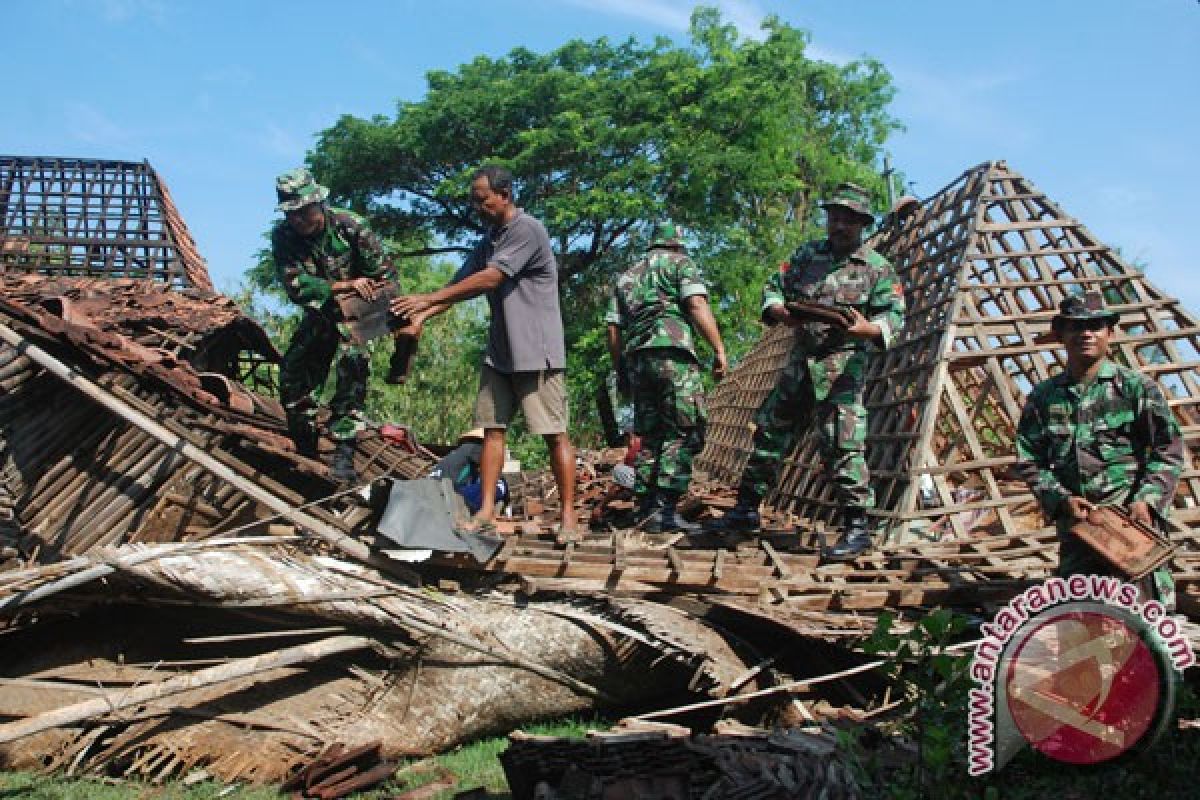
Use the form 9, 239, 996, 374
0, 771, 283, 799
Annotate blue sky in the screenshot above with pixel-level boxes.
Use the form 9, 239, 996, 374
4, 0, 1198, 309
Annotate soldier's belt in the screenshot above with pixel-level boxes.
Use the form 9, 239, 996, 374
334, 282, 401, 345
785, 301, 855, 329
1068, 505, 1176, 580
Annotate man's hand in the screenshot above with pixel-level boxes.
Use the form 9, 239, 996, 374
1065, 496, 1096, 523
334, 278, 379, 301
394, 316, 424, 339
1128, 500, 1154, 527
712, 351, 728, 382
391, 293, 436, 319
844, 308, 882, 340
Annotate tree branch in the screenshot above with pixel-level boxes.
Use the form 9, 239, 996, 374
393, 246, 473, 258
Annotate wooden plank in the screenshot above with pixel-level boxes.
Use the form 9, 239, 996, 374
759, 540, 792, 581
666, 547, 684, 576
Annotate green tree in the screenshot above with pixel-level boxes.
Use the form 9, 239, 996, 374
256, 7, 900, 447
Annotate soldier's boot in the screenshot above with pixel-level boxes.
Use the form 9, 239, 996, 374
633, 489, 657, 518
330, 439, 358, 484
642, 491, 698, 533
702, 489, 761, 532
288, 415, 319, 459
824, 507, 873, 561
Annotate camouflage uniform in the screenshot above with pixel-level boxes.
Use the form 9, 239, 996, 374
272, 197, 392, 442
1015, 358, 1183, 602
738, 240, 905, 509
605, 246, 709, 496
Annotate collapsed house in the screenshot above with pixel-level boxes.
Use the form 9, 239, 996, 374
0, 156, 1196, 797
702, 160, 1200, 546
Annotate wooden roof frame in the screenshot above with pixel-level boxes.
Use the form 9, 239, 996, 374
699, 160, 1200, 542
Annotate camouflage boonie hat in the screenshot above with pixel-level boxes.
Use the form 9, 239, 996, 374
275, 168, 329, 212
1052, 291, 1120, 328
650, 221, 685, 249
820, 182, 875, 223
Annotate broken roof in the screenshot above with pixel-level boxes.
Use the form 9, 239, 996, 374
0, 155, 214, 290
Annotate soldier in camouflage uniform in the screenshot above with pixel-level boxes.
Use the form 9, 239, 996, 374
707, 183, 906, 559
605, 222, 727, 532
271, 168, 394, 483
1015, 291, 1183, 605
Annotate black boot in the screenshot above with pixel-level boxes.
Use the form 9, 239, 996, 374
330, 439, 358, 483
634, 489, 657, 518
642, 491, 697, 533
702, 491, 761, 532
288, 415, 318, 459
824, 507, 872, 561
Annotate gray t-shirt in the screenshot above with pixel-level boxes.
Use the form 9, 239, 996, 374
454, 210, 566, 373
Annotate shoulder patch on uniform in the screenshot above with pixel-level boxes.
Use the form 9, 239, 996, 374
892, 282, 904, 297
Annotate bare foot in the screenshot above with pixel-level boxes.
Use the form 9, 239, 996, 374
457, 514, 498, 535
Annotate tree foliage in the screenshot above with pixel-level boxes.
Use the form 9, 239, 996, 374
253, 7, 900, 447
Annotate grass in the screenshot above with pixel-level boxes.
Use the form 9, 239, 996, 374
6, 712, 1200, 799
0, 716, 607, 799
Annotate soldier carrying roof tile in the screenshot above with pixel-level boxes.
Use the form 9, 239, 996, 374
705, 182, 906, 560
1015, 290, 1184, 606
271, 167, 395, 483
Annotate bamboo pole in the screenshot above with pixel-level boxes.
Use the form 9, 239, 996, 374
0, 536, 300, 613
0, 634, 372, 745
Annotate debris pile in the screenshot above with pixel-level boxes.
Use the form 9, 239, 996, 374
0, 156, 1198, 794
282, 741, 397, 799
501, 721, 864, 800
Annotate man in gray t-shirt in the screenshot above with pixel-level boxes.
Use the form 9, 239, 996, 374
454, 207, 567, 373
392, 166, 578, 536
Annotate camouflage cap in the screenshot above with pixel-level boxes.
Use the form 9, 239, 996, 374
820, 182, 875, 223
275, 168, 329, 212
1052, 291, 1120, 328
650, 221, 685, 249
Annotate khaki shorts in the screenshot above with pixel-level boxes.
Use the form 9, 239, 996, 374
474, 365, 568, 435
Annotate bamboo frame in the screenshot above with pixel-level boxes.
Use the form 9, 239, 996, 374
0, 156, 213, 289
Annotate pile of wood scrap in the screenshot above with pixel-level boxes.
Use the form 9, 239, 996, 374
501, 720, 865, 800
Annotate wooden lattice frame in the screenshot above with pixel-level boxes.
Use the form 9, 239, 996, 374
0, 155, 213, 290
698, 160, 1200, 540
